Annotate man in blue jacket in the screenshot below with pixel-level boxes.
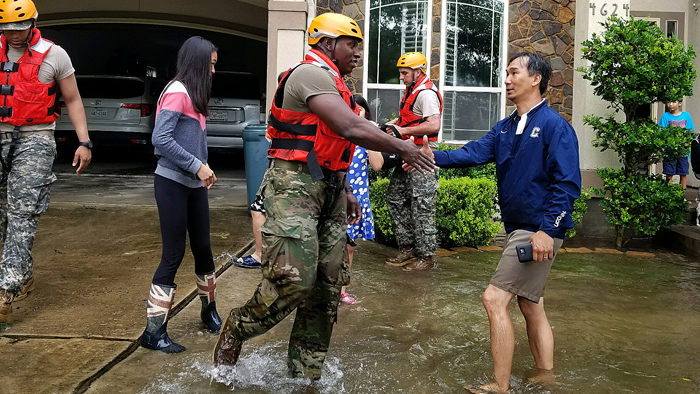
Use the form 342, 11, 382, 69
431, 52, 581, 393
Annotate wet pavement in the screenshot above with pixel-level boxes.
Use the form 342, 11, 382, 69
1, 150, 700, 393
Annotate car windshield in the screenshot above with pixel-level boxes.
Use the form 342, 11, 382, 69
211, 73, 260, 100
77, 78, 145, 99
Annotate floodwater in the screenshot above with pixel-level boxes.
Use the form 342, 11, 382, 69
139, 241, 700, 394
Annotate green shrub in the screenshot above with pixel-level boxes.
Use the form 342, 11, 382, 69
566, 187, 593, 239
368, 177, 394, 245
369, 175, 500, 248
578, 16, 696, 246
593, 168, 687, 245
435, 177, 501, 247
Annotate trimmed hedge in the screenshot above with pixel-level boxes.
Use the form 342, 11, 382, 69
368, 177, 395, 245
369, 176, 501, 248
435, 177, 501, 247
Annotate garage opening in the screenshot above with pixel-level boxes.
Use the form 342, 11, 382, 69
41, 23, 267, 86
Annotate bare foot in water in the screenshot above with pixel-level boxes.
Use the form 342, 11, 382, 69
527, 368, 559, 389
464, 382, 507, 394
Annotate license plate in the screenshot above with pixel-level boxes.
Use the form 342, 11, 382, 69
89, 108, 108, 118
208, 110, 227, 122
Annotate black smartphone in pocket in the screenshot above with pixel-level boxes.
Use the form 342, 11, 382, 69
516, 243, 533, 263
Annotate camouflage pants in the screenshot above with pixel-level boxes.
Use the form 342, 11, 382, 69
229, 165, 349, 379
387, 166, 439, 258
0, 135, 56, 294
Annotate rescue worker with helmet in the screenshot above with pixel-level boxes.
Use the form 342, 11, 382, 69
213, 12, 435, 378
384, 52, 443, 271
0, 0, 91, 324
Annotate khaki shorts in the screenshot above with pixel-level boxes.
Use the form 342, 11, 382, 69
490, 229, 564, 303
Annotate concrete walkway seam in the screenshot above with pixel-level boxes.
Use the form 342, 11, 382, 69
70, 238, 255, 394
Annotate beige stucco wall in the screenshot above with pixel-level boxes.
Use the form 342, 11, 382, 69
266, 1, 310, 115
685, 1, 700, 187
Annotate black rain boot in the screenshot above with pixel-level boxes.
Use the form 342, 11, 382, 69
139, 283, 186, 353
196, 271, 222, 333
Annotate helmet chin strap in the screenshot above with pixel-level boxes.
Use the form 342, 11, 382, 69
17, 21, 35, 57
407, 69, 421, 91
319, 37, 338, 64
330, 38, 338, 63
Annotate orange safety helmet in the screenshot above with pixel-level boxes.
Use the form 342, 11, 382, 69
397, 52, 427, 72
308, 12, 363, 46
0, 0, 38, 31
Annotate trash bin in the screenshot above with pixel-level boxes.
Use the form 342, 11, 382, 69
242, 124, 269, 209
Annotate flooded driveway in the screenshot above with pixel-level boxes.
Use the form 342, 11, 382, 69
98, 241, 700, 394
2, 151, 699, 393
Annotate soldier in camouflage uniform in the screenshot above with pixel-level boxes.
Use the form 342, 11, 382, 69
384, 52, 443, 271
0, 0, 92, 324
386, 162, 439, 269
213, 13, 436, 378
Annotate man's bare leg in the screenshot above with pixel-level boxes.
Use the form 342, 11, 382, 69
517, 296, 554, 371
482, 284, 516, 393
251, 210, 266, 261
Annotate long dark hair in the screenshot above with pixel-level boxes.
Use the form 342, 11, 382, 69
173, 36, 217, 116
353, 95, 373, 121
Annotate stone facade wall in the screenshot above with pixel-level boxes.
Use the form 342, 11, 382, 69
431, 0, 442, 83
316, 0, 366, 93
508, 0, 576, 121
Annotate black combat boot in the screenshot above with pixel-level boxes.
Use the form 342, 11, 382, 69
196, 271, 222, 333
139, 283, 186, 353
212, 310, 244, 367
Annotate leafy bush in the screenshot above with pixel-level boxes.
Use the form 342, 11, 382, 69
579, 16, 696, 119
566, 187, 592, 239
369, 175, 501, 248
593, 169, 687, 244
586, 115, 695, 173
578, 16, 696, 246
368, 177, 394, 245
435, 177, 501, 247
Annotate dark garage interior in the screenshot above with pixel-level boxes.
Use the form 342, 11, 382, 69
40, 23, 267, 90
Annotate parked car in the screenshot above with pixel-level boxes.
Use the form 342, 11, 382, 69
206, 71, 264, 149
54, 75, 166, 147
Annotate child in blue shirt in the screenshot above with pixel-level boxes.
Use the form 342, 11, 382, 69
660, 100, 695, 189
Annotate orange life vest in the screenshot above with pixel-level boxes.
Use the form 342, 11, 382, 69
0, 28, 59, 126
397, 74, 443, 145
267, 48, 356, 181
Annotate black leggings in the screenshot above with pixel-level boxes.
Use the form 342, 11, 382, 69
152, 174, 215, 286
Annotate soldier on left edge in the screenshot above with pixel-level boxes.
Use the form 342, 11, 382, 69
0, 0, 92, 324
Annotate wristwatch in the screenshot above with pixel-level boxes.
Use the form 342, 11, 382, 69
78, 140, 93, 149
345, 186, 353, 193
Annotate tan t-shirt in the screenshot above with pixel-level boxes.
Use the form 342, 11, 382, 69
412, 88, 441, 118
0, 42, 75, 132
282, 64, 339, 113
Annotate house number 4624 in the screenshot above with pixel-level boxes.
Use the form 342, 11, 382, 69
590, 2, 630, 17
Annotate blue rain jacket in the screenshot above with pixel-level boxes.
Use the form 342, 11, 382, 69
433, 101, 581, 239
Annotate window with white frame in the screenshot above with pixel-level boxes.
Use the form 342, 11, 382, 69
364, 0, 430, 123
441, 0, 506, 142
363, 0, 506, 141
